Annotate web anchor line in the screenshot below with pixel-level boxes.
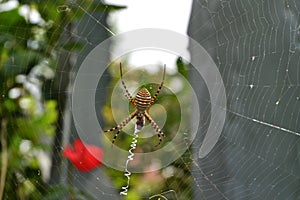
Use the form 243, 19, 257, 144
119, 127, 139, 196
230, 110, 300, 137
68, 0, 116, 36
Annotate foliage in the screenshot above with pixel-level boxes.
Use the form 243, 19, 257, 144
0, 1, 61, 198
0, 0, 116, 199
0, 0, 192, 199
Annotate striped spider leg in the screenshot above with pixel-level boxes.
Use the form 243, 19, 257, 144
104, 63, 166, 146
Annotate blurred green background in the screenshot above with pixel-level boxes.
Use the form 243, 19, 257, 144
0, 0, 192, 199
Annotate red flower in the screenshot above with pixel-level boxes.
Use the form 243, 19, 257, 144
63, 139, 104, 172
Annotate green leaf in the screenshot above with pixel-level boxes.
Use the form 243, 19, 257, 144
176, 57, 189, 79
0, 8, 25, 31
44, 100, 58, 123
3, 99, 18, 112
2, 50, 42, 77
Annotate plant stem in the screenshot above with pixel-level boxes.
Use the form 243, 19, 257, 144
0, 119, 8, 199
67, 162, 74, 200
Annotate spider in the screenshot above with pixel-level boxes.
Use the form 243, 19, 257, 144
104, 63, 166, 146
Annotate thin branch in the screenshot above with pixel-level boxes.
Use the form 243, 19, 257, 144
0, 119, 8, 199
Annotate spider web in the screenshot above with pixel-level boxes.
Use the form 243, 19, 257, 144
68, 0, 300, 198
2, 0, 300, 199
188, 0, 300, 199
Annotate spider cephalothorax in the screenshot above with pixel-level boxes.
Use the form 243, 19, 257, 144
104, 63, 166, 146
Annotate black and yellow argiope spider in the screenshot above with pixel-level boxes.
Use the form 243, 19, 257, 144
104, 63, 166, 146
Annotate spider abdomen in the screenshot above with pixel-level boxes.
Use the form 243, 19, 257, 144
135, 88, 151, 112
